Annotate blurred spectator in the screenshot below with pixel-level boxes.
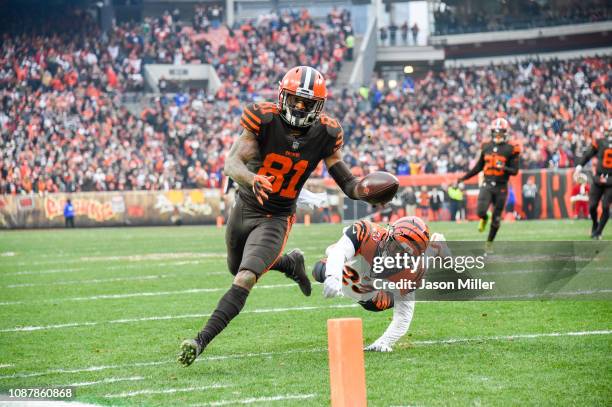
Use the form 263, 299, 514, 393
522, 177, 538, 219
401, 187, 417, 216
379, 26, 388, 45
389, 23, 398, 46
429, 187, 444, 221
417, 186, 429, 219
64, 199, 75, 228
448, 183, 464, 222
506, 185, 517, 219
434, 0, 610, 35
400, 21, 409, 45
570, 173, 590, 219
346, 34, 355, 61
411, 23, 419, 45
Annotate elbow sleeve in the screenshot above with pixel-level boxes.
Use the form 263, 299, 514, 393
329, 161, 359, 200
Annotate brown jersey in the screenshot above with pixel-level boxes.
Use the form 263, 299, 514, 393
579, 136, 612, 185
462, 141, 521, 184
238, 101, 343, 215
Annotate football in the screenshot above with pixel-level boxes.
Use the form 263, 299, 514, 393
357, 171, 399, 205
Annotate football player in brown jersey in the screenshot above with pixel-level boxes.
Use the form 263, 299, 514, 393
575, 118, 612, 239
178, 66, 376, 366
458, 118, 520, 245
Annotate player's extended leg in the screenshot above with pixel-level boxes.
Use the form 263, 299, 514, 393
594, 185, 611, 238
589, 183, 605, 238
270, 250, 311, 296
178, 269, 254, 367
476, 187, 492, 233
178, 209, 294, 366
487, 186, 508, 242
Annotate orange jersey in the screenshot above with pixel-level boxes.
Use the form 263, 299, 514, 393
341, 220, 425, 300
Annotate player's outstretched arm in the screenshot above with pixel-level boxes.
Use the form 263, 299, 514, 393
365, 291, 415, 352
324, 150, 360, 200
224, 129, 273, 205
458, 152, 485, 182
323, 234, 356, 298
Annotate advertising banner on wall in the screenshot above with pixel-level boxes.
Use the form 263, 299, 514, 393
0, 189, 222, 229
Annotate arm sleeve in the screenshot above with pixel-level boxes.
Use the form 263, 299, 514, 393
328, 161, 359, 200
459, 152, 485, 181
373, 291, 415, 347
325, 233, 356, 279
503, 153, 519, 176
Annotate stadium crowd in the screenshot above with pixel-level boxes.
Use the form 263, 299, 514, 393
0, 4, 610, 195
433, 0, 610, 35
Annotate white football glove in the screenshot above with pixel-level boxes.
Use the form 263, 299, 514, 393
429, 232, 452, 258
364, 341, 393, 352
323, 276, 343, 298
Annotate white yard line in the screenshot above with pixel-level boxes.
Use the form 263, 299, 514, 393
0, 360, 169, 380
5, 275, 173, 288
82, 252, 227, 262
3, 260, 219, 277
4, 268, 86, 277
0, 364, 13, 369
411, 330, 612, 345
104, 384, 230, 398
65, 376, 144, 387
9, 253, 226, 267
0, 304, 358, 333
1, 329, 609, 382
192, 393, 317, 406
0, 349, 323, 380
476, 289, 612, 300
0, 283, 298, 306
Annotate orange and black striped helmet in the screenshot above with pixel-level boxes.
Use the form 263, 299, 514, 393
278, 66, 327, 127
378, 216, 430, 261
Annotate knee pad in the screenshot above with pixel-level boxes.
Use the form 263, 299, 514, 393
312, 259, 327, 283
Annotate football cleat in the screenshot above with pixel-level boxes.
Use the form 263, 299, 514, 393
285, 249, 312, 296
177, 339, 202, 367
478, 217, 488, 233
312, 259, 327, 283
485, 241, 494, 254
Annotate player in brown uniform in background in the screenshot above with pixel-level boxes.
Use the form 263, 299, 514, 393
178, 66, 373, 366
574, 119, 612, 239
458, 118, 520, 244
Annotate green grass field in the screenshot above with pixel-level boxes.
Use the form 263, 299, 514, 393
0, 220, 610, 406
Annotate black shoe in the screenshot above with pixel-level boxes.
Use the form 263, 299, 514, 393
312, 259, 327, 283
178, 339, 202, 367
285, 249, 311, 296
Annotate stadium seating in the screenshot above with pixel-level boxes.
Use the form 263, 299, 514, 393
0, 4, 610, 195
